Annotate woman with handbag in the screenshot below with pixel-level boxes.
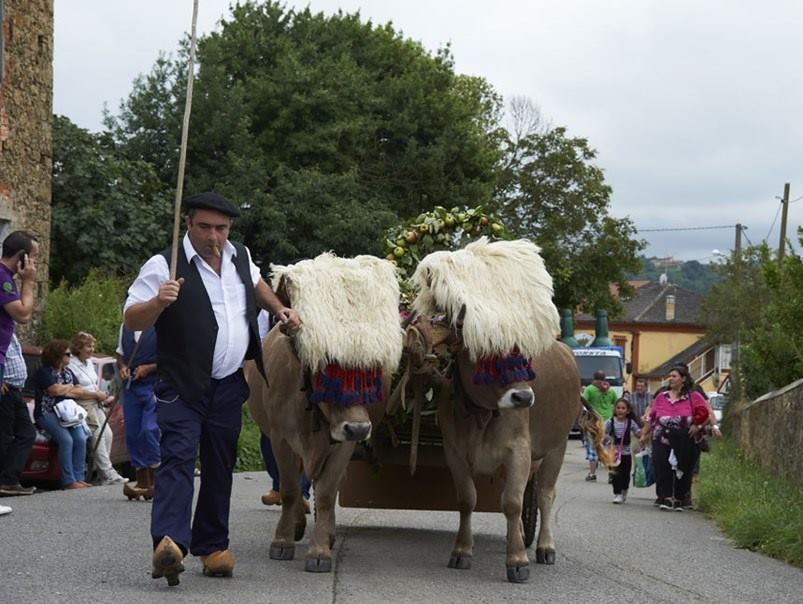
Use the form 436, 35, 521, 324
605, 398, 641, 504
68, 331, 126, 485
34, 340, 107, 489
640, 365, 709, 511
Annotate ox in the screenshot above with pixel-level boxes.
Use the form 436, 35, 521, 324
405, 318, 608, 583
248, 252, 403, 573
404, 238, 609, 583
248, 327, 389, 571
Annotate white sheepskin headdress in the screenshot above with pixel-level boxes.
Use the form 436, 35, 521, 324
271, 253, 404, 373
411, 237, 560, 360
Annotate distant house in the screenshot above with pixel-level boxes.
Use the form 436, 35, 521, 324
574, 281, 729, 393
0, 0, 54, 341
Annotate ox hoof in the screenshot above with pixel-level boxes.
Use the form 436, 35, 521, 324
535, 548, 555, 565
447, 555, 472, 570
305, 557, 332, 573
506, 565, 530, 583
269, 545, 295, 560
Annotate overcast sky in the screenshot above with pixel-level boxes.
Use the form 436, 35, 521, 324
53, 1, 803, 263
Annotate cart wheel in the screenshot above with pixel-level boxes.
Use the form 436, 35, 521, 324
522, 475, 538, 548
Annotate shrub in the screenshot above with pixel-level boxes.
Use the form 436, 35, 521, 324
236, 406, 265, 473
44, 269, 129, 353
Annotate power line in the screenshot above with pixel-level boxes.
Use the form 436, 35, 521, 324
637, 225, 735, 233
766, 203, 783, 241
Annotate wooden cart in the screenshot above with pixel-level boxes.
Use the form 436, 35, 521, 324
338, 412, 539, 548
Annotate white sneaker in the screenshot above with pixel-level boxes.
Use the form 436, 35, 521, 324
612, 494, 624, 504
622, 490, 628, 502
0, 504, 12, 516
100, 472, 127, 485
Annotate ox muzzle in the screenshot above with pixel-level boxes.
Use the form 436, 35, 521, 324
331, 421, 372, 442
497, 387, 535, 410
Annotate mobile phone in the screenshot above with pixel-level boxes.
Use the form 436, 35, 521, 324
19, 253, 27, 268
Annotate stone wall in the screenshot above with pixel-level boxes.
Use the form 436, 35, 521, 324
0, 0, 53, 343
731, 378, 803, 483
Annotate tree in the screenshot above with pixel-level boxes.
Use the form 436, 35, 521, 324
51, 116, 173, 285
492, 112, 643, 314
701, 236, 803, 399
105, 1, 503, 268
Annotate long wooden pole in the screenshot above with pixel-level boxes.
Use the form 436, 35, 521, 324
169, 0, 200, 280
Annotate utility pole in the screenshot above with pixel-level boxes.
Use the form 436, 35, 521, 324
732, 222, 743, 407
778, 183, 790, 264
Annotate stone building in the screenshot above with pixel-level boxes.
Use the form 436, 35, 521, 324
0, 0, 53, 341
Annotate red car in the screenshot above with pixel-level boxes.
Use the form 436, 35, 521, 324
20, 346, 130, 485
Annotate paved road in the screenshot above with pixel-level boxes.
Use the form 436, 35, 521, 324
3, 443, 802, 603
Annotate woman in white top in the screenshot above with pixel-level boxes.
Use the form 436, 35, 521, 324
68, 332, 125, 485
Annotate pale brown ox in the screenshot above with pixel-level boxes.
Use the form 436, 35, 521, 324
248, 326, 388, 572
405, 318, 608, 583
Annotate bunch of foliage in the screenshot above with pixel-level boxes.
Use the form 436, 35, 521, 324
491, 122, 644, 315
51, 116, 173, 285
43, 270, 128, 354
701, 233, 803, 400
104, 0, 502, 268
381, 205, 506, 306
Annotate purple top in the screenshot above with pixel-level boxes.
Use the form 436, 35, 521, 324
0, 263, 20, 364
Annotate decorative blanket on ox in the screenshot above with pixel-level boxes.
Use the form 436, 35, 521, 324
411, 237, 560, 382
271, 253, 404, 405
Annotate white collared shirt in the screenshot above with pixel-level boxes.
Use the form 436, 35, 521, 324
124, 233, 262, 379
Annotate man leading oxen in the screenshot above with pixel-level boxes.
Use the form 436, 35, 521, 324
124, 192, 301, 586
248, 252, 404, 572
406, 238, 610, 583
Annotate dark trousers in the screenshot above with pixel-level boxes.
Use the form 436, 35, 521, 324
151, 369, 249, 556
260, 432, 311, 499
652, 439, 693, 502
0, 385, 36, 485
610, 453, 632, 495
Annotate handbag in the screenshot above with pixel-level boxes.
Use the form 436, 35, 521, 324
53, 398, 88, 428
633, 449, 655, 488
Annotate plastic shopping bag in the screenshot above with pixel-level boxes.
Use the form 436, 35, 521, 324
633, 449, 655, 488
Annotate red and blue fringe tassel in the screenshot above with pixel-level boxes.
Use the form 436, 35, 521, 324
473, 350, 536, 386
311, 364, 384, 406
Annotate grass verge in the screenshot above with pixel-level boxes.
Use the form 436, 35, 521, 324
696, 438, 803, 568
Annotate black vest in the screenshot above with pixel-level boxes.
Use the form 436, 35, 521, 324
156, 242, 266, 402
608, 418, 632, 446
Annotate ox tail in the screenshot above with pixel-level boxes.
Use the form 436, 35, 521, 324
579, 397, 614, 469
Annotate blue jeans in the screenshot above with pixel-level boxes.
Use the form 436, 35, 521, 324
38, 412, 89, 486
122, 379, 160, 469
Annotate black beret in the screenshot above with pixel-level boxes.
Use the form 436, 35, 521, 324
183, 191, 240, 218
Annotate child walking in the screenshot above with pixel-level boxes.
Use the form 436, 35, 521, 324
606, 398, 641, 504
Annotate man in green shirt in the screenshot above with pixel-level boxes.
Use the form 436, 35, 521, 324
581, 370, 617, 480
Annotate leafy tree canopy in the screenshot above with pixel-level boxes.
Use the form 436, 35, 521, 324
51, 116, 173, 285
701, 233, 803, 399
104, 0, 503, 269
491, 114, 644, 315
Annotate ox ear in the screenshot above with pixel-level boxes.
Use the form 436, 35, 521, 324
274, 275, 292, 308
